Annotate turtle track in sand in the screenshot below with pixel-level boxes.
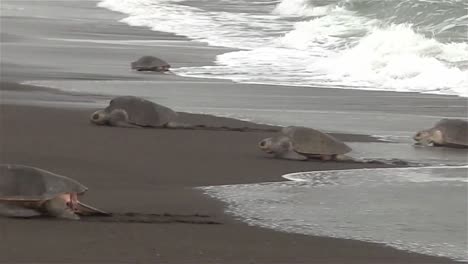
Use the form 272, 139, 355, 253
84, 212, 222, 225
166, 125, 279, 133
9, 213, 222, 225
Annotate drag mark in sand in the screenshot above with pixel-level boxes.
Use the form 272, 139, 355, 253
7, 213, 222, 225
84, 213, 222, 225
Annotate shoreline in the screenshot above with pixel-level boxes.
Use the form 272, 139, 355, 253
0, 0, 465, 263
1, 81, 383, 143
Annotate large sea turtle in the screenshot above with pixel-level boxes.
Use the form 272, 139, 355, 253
0, 164, 109, 220
131, 56, 170, 72
258, 126, 352, 161
413, 119, 468, 148
90, 96, 187, 128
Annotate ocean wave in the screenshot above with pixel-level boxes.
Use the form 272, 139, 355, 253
176, 21, 468, 96
99, 0, 468, 97
307, 23, 468, 96
272, 0, 335, 17
274, 0, 468, 42
98, 0, 282, 49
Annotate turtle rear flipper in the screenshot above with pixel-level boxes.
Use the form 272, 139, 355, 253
165, 121, 193, 129
0, 203, 41, 218
77, 202, 111, 216
334, 154, 354, 161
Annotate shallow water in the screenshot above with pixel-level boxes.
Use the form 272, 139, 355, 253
23, 79, 467, 138
348, 142, 468, 166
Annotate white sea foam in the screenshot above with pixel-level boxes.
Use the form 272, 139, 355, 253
180, 13, 468, 95
98, 0, 281, 49
272, 0, 334, 17
309, 24, 468, 96
283, 166, 468, 183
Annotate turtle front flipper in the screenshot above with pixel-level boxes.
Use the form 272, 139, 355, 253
109, 109, 141, 128
280, 150, 308, 161
112, 121, 141, 128
43, 197, 80, 220
0, 203, 42, 218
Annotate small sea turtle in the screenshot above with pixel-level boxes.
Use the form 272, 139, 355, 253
413, 119, 468, 148
258, 126, 352, 161
0, 164, 109, 220
90, 96, 187, 128
131, 56, 170, 72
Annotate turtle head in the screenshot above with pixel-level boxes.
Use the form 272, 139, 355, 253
259, 136, 293, 156
414, 129, 444, 145
259, 138, 275, 154
413, 129, 439, 146
90, 110, 109, 125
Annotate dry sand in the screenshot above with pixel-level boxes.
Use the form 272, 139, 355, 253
0, 0, 464, 263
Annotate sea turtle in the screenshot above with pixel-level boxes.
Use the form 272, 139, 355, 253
131, 56, 170, 72
90, 96, 185, 128
258, 126, 352, 161
0, 164, 109, 220
413, 119, 468, 148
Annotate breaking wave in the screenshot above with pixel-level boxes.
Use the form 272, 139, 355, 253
98, 0, 468, 96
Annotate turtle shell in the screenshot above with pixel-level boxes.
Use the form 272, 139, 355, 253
433, 119, 468, 146
131, 56, 170, 71
0, 164, 87, 202
282, 126, 352, 155
105, 96, 177, 127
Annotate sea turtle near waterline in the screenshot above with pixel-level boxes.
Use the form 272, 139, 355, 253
90, 96, 190, 128
0, 164, 109, 220
413, 119, 468, 148
131, 56, 170, 72
258, 126, 352, 161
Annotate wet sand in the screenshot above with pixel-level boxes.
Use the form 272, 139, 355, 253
0, 0, 464, 263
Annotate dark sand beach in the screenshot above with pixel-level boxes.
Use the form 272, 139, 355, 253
0, 1, 464, 263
